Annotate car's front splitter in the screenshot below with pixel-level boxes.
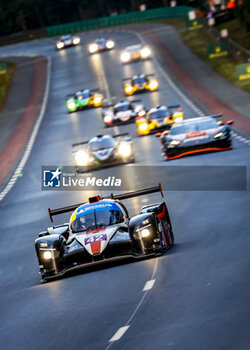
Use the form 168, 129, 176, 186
165, 142, 232, 160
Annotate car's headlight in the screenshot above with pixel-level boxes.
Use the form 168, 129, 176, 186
141, 228, 150, 238
106, 40, 115, 49
140, 47, 151, 58
214, 132, 226, 139
104, 114, 113, 123
43, 251, 52, 260
125, 85, 133, 93
67, 101, 76, 110
149, 80, 158, 90
56, 42, 64, 49
75, 150, 89, 165
73, 37, 80, 45
118, 142, 131, 157
94, 96, 102, 105
121, 52, 131, 63
174, 117, 183, 123
169, 140, 181, 146
139, 123, 148, 132
89, 43, 98, 53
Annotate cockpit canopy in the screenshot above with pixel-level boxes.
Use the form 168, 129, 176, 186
71, 202, 124, 233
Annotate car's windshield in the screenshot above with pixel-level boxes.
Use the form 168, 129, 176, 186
76, 90, 90, 99
170, 119, 218, 135
62, 35, 71, 40
114, 103, 131, 113
97, 39, 105, 45
132, 77, 147, 85
89, 138, 116, 151
148, 109, 168, 119
127, 45, 141, 52
71, 208, 124, 233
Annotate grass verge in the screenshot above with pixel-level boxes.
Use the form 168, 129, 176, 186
165, 20, 250, 93
0, 62, 16, 110
216, 18, 250, 52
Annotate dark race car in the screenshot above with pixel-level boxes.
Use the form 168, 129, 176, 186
88, 38, 115, 54
35, 184, 174, 281
136, 105, 184, 136
157, 114, 233, 160
102, 99, 145, 127
72, 133, 135, 172
123, 74, 159, 96
66, 89, 103, 113
55, 34, 80, 50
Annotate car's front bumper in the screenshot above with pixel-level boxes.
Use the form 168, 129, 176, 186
40, 239, 154, 281
164, 139, 232, 160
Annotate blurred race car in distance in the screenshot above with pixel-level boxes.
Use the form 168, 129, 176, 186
66, 89, 103, 112
136, 105, 184, 136
120, 44, 151, 63
157, 114, 233, 160
35, 184, 174, 281
102, 99, 145, 127
123, 74, 158, 96
55, 34, 80, 50
72, 133, 135, 172
88, 38, 115, 54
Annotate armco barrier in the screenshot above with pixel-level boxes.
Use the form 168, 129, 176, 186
46, 6, 193, 37
0, 28, 46, 47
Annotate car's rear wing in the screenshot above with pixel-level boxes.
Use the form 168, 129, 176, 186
48, 183, 164, 222
209, 113, 222, 118
90, 88, 101, 93
168, 104, 180, 110
66, 89, 100, 99
103, 99, 142, 109
72, 140, 88, 147
72, 133, 130, 148
123, 74, 155, 81
65, 94, 75, 99
110, 184, 163, 201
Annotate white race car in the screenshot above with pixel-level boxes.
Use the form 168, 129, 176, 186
120, 44, 151, 63
102, 99, 145, 127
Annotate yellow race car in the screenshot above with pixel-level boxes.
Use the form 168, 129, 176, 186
135, 105, 184, 136
123, 74, 159, 96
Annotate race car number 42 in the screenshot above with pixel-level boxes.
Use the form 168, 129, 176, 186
85, 234, 107, 245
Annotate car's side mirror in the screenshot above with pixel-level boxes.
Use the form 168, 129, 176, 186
38, 231, 50, 238
217, 121, 224, 126
135, 116, 144, 121
226, 120, 234, 125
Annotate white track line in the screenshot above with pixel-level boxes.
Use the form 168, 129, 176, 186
97, 49, 120, 135
106, 259, 159, 349
143, 279, 156, 291
0, 56, 51, 202
109, 326, 130, 342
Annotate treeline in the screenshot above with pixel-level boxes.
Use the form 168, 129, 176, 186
0, 0, 179, 35
0, 0, 249, 36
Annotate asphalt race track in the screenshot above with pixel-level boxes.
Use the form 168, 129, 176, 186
0, 27, 249, 350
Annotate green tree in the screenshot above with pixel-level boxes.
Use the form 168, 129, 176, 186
241, 0, 250, 30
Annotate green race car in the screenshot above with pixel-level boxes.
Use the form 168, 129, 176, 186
66, 89, 103, 113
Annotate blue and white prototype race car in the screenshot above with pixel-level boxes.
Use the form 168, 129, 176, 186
35, 184, 174, 281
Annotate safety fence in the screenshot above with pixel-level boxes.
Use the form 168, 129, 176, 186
46, 6, 193, 37
0, 28, 46, 47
